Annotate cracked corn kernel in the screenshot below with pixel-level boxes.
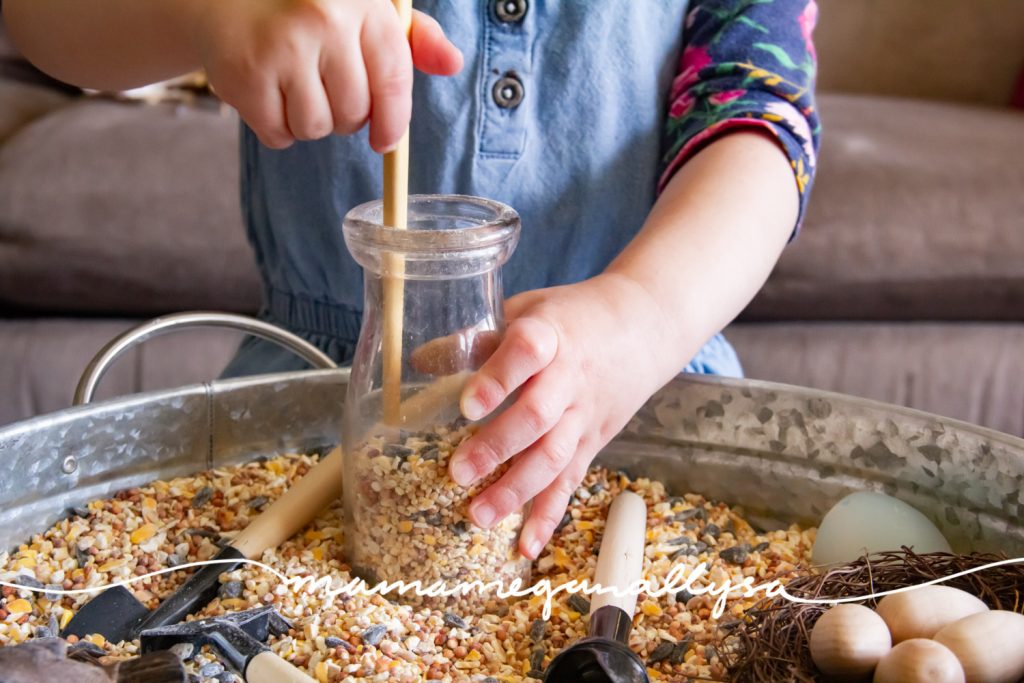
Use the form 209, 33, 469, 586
130, 523, 156, 544
641, 601, 663, 617
5, 599, 31, 614
59, 611, 73, 630
397, 520, 414, 533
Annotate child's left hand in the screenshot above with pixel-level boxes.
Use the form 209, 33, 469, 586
449, 273, 674, 559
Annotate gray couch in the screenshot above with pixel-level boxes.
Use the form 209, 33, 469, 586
1, 2, 1023, 435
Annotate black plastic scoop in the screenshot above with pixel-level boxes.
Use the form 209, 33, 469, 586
544, 490, 651, 683
140, 606, 315, 683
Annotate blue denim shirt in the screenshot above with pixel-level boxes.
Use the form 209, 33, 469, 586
225, 0, 743, 378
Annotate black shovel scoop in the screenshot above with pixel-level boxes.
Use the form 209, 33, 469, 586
61, 449, 345, 643
544, 490, 651, 683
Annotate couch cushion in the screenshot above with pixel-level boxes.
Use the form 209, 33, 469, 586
0, 98, 260, 314
744, 93, 1024, 322
727, 322, 1024, 438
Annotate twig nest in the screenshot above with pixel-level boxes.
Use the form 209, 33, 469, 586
809, 604, 892, 681
934, 611, 1024, 683
875, 586, 988, 642
873, 639, 965, 683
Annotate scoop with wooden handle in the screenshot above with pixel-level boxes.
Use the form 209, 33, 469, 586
544, 490, 651, 683
62, 450, 345, 642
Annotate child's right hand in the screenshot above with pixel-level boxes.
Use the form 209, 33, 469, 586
189, 0, 463, 151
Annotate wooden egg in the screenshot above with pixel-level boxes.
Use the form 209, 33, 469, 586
876, 585, 988, 642
873, 639, 965, 683
810, 604, 892, 681
934, 610, 1024, 683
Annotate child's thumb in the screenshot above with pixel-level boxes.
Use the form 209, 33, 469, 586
410, 10, 463, 76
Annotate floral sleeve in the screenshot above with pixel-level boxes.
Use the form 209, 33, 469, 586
661, 0, 821, 233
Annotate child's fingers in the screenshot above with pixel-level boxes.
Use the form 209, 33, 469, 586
282, 68, 335, 141
321, 41, 371, 136
459, 317, 558, 421
450, 368, 570, 487
360, 5, 413, 153
239, 78, 294, 149
467, 409, 583, 532
517, 450, 593, 559
410, 10, 463, 76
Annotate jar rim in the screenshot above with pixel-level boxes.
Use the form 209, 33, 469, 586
343, 194, 520, 255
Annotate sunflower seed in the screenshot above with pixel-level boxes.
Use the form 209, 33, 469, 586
218, 581, 243, 599
529, 645, 545, 671
529, 619, 546, 643
567, 594, 590, 615
191, 486, 214, 508
647, 640, 674, 664
361, 624, 387, 646
442, 612, 467, 629
246, 496, 268, 510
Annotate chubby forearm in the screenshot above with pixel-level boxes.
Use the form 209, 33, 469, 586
2, 0, 201, 89
606, 130, 798, 379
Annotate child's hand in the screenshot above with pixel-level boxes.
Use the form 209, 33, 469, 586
191, 0, 463, 150
449, 274, 673, 559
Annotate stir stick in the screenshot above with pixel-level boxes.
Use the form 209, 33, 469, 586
381, 0, 413, 426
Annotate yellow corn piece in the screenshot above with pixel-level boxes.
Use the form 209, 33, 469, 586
397, 521, 414, 533
15, 557, 35, 569
574, 520, 594, 531
5, 599, 31, 615
641, 601, 663, 617
88, 634, 106, 647
59, 610, 74, 630
311, 547, 324, 561
315, 661, 329, 683
304, 529, 324, 542
553, 547, 570, 567
130, 523, 156, 544
142, 497, 157, 510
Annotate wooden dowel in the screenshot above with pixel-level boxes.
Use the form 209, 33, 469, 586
381, 0, 413, 426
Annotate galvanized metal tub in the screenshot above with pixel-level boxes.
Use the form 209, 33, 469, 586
2, 314, 1023, 559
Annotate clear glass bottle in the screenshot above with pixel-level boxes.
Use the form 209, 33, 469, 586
341, 194, 529, 609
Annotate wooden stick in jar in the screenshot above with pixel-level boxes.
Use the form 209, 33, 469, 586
381, 0, 413, 426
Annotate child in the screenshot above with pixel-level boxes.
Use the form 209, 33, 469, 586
4, 0, 819, 559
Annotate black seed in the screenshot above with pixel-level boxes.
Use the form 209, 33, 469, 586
719, 619, 742, 632
361, 624, 388, 646
753, 541, 770, 552
675, 589, 695, 604
425, 513, 443, 526
450, 520, 469, 535
66, 506, 91, 519
199, 662, 225, 677
421, 447, 440, 461
527, 670, 545, 680
529, 619, 546, 643
555, 512, 572, 533
666, 536, 693, 546
670, 639, 691, 665
75, 545, 90, 569
529, 645, 545, 671
704, 523, 721, 538
719, 545, 750, 565
15, 575, 43, 590
191, 486, 214, 508
246, 496, 269, 510
325, 636, 354, 652
647, 641, 674, 664
567, 594, 590, 615
694, 541, 708, 553
186, 528, 220, 539
588, 483, 605, 495
672, 509, 700, 522
48, 615, 58, 635
705, 645, 718, 661
219, 581, 244, 599
384, 444, 413, 458
670, 547, 697, 560
33, 626, 53, 639
443, 611, 467, 630
44, 584, 62, 601
69, 641, 106, 657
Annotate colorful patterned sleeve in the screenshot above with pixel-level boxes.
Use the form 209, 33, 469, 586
660, 0, 821, 234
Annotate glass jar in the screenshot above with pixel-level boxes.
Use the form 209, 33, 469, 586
341, 194, 530, 608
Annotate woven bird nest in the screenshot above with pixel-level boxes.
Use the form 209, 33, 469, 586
723, 549, 1024, 682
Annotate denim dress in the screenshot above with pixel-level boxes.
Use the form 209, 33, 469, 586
224, 0, 743, 378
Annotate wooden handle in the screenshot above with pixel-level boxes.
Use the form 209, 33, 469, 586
591, 490, 648, 617
232, 448, 344, 559
381, 0, 414, 426
245, 650, 316, 683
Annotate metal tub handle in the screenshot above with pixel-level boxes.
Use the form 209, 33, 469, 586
74, 311, 338, 406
